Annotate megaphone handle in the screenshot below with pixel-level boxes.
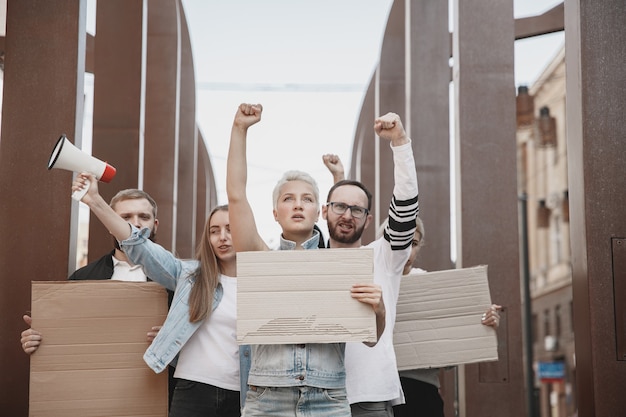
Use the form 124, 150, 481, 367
71, 179, 90, 201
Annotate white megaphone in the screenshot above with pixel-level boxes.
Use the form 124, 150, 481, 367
47, 134, 116, 201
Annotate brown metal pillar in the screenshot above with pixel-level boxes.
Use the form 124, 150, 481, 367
350, 79, 376, 241
195, 132, 217, 241
356, 1, 453, 267
376, 0, 405, 237
144, 0, 180, 252
565, 1, 626, 415
0, 1, 86, 414
453, 0, 526, 415
352, 0, 405, 245
408, 1, 452, 272
176, 3, 196, 258
195, 131, 208, 240
355, 0, 452, 269
408, 3, 455, 414
90, 0, 146, 259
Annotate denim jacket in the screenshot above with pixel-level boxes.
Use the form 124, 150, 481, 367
239, 230, 346, 407
119, 226, 224, 374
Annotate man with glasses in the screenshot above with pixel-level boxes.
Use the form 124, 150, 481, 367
322, 112, 419, 417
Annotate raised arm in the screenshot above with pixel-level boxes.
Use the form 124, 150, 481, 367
226, 103, 269, 252
72, 173, 134, 241
322, 153, 346, 184
375, 112, 419, 251
374, 112, 411, 147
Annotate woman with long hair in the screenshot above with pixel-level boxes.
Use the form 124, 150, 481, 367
73, 174, 240, 417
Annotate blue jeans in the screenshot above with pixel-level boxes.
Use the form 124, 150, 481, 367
169, 379, 240, 417
243, 386, 350, 417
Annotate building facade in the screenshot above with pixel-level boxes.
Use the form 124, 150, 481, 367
517, 46, 577, 417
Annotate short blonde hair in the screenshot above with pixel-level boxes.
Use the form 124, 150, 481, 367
272, 170, 319, 209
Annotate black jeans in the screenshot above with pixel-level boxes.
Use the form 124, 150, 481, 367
393, 377, 444, 417
350, 401, 394, 417
169, 378, 240, 417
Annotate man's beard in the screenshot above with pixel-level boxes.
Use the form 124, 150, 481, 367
113, 229, 156, 250
327, 218, 365, 244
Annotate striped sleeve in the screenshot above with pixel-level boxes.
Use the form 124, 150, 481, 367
382, 140, 419, 250
384, 194, 419, 250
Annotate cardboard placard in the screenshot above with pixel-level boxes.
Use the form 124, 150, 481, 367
237, 248, 376, 345
29, 281, 169, 417
394, 265, 499, 370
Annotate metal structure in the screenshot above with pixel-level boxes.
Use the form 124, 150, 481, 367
0, 2, 216, 415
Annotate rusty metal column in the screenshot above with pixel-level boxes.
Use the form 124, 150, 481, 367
408, 2, 455, 414
350, 80, 376, 242
409, 1, 452, 272
176, 3, 197, 258
90, 0, 147, 259
0, 1, 86, 414
565, 1, 626, 415
144, 0, 180, 252
195, 133, 209, 241
355, 0, 453, 268
352, 0, 405, 244
453, 0, 526, 416
376, 0, 405, 238
195, 133, 217, 242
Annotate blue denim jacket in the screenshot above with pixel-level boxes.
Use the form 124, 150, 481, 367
239, 230, 346, 407
119, 226, 224, 374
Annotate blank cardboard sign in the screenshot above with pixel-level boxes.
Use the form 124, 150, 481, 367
237, 248, 376, 345
394, 265, 499, 370
29, 281, 168, 417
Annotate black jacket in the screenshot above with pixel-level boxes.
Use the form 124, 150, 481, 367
68, 250, 116, 280
68, 249, 174, 304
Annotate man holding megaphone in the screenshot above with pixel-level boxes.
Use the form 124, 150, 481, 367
20, 178, 177, 407
20, 187, 161, 353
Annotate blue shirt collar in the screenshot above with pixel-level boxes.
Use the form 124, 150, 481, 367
279, 228, 320, 250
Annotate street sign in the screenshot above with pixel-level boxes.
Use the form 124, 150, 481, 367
538, 361, 565, 382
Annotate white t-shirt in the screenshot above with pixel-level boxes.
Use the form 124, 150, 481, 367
345, 238, 408, 405
174, 274, 239, 391
111, 257, 148, 282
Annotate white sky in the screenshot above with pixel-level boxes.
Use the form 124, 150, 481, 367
81, 0, 565, 250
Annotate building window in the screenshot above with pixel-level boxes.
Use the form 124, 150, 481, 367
555, 304, 561, 337
544, 309, 551, 338
532, 313, 538, 344
562, 190, 569, 223
537, 200, 550, 228
552, 215, 562, 264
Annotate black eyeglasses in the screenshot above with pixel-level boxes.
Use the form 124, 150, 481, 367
326, 202, 369, 219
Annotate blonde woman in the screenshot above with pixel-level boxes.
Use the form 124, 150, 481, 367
227, 103, 386, 417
